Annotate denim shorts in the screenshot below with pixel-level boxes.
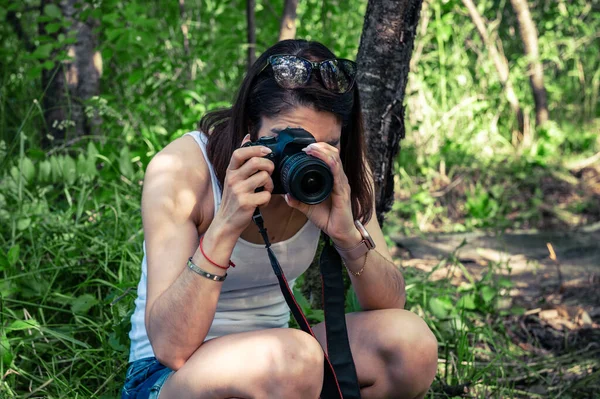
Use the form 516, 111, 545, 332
121, 357, 174, 399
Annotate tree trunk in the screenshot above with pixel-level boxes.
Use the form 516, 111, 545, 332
179, 0, 190, 56
246, 0, 256, 70
279, 0, 299, 41
462, 0, 527, 146
510, 0, 549, 126
356, 0, 424, 224
41, 0, 101, 147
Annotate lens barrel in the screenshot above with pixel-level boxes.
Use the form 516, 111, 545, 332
280, 153, 333, 204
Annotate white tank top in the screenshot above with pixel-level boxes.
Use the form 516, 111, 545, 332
128, 131, 321, 362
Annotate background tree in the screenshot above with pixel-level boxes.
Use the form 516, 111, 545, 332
246, 0, 256, 69
279, 0, 299, 41
510, 0, 549, 127
40, 0, 102, 147
462, 0, 526, 146
356, 0, 424, 224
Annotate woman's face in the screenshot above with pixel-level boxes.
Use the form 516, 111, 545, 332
256, 106, 342, 151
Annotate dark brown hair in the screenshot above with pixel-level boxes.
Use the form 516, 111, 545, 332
200, 39, 373, 223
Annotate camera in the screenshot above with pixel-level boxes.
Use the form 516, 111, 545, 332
243, 128, 334, 205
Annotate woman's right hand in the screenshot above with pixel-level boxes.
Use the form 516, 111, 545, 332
211, 134, 275, 238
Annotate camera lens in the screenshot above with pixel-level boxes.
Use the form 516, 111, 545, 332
300, 171, 323, 195
280, 153, 333, 204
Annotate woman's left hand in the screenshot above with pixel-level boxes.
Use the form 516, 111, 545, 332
284, 142, 361, 247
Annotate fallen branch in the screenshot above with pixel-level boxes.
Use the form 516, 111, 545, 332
565, 151, 600, 172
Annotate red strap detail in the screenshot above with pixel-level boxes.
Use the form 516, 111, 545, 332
199, 235, 236, 269
279, 267, 344, 399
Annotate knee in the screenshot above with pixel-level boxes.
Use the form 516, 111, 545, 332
260, 329, 324, 398
377, 310, 438, 397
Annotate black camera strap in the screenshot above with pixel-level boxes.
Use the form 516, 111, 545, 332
253, 208, 361, 399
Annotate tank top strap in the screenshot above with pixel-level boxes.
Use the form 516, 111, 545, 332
184, 131, 222, 217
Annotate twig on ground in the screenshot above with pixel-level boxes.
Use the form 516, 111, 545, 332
546, 243, 563, 291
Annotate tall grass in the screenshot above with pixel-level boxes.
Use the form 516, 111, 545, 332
1, 0, 598, 397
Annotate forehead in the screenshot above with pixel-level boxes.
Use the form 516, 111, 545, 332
259, 106, 342, 142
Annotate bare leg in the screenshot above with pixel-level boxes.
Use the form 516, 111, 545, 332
312, 309, 438, 399
159, 328, 324, 399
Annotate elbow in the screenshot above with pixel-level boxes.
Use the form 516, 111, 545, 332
154, 348, 186, 371
147, 318, 189, 371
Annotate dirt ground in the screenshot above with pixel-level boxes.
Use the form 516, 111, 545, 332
392, 225, 600, 397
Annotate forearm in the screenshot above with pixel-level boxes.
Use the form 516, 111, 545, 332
332, 231, 405, 311
147, 224, 237, 370
344, 248, 406, 310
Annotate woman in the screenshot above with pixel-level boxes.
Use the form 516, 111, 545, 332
123, 39, 438, 399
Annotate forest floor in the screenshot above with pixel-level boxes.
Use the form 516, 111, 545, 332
390, 165, 600, 398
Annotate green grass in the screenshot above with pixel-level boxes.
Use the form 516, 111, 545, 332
1, 0, 599, 397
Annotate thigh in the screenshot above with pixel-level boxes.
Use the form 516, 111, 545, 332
159, 328, 324, 399
311, 309, 438, 399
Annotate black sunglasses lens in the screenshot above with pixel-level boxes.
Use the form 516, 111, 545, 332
270, 56, 311, 89
320, 59, 356, 93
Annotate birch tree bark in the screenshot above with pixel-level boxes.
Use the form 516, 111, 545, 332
356, 0, 424, 224
279, 0, 299, 41
510, 0, 549, 126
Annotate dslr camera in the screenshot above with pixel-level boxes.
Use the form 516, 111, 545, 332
243, 128, 334, 204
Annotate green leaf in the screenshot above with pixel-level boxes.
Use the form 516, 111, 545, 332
26, 65, 44, 79
77, 153, 89, 176
71, 294, 98, 314
87, 141, 99, 158
44, 4, 62, 19
17, 217, 31, 231
108, 331, 128, 352
45, 22, 63, 34
128, 70, 145, 85
50, 156, 62, 182
43, 60, 55, 70
456, 293, 477, 310
345, 286, 361, 313
307, 309, 324, 323
62, 155, 77, 185
21, 157, 35, 183
0, 332, 13, 367
32, 43, 54, 59
510, 306, 526, 316
7, 319, 40, 332
0, 250, 8, 271
38, 160, 52, 182
7, 245, 20, 266
118, 147, 134, 180
498, 278, 513, 288
292, 286, 311, 313
40, 326, 90, 348
480, 286, 496, 304
429, 296, 453, 319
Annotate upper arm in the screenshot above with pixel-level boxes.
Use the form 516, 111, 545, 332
141, 137, 211, 324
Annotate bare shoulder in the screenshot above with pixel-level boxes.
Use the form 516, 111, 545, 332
142, 134, 214, 230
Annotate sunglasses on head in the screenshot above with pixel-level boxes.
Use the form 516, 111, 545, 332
260, 54, 357, 94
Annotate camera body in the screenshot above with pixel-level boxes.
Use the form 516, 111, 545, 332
243, 128, 334, 205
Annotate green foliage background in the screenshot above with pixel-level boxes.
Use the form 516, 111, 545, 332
0, 0, 598, 397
